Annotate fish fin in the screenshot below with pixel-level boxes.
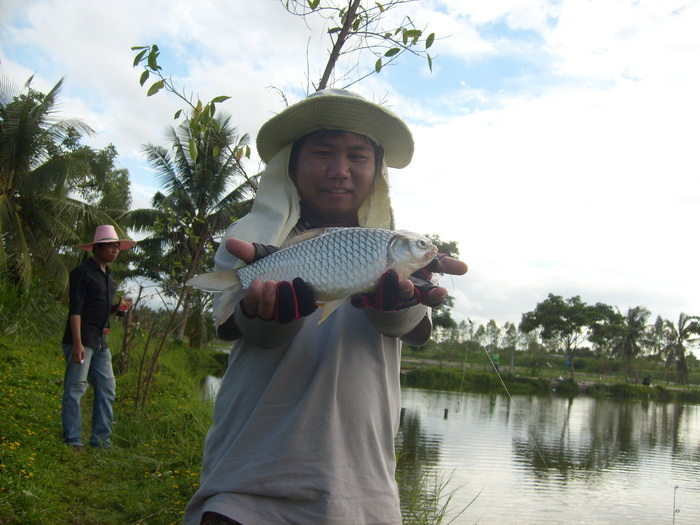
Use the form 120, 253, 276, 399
284, 228, 330, 247
317, 298, 346, 324
213, 290, 239, 327
186, 269, 240, 292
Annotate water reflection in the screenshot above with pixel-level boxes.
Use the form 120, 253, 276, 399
398, 388, 700, 524
204, 377, 699, 524
395, 409, 443, 518
509, 396, 700, 478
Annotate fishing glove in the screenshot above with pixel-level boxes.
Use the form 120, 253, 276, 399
351, 255, 447, 312
273, 278, 318, 323
242, 242, 318, 323
252, 242, 280, 259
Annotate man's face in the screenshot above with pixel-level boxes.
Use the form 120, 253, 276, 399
93, 242, 121, 265
291, 131, 377, 227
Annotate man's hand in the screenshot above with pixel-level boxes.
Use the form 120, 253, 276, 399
72, 343, 86, 365
225, 238, 317, 323
352, 255, 468, 311
418, 254, 468, 307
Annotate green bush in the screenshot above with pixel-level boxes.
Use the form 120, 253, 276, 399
553, 378, 580, 396
0, 331, 213, 524
402, 367, 465, 390
607, 383, 646, 398
676, 389, 700, 404
0, 275, 65, 336
503, 375, 552, 395
401, 367, 551, 395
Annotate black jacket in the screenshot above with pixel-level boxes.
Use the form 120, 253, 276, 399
62, 258, 115, 349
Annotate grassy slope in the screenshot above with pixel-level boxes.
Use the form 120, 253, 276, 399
0, 329, 456, 525
4, 328, 695, 524
0, 333, 212, 525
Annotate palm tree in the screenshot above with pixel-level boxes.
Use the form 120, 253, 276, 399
645, 315, 670, 358
612, 306, 650, 383
0, 76, 120, 287
126, 114, 254, 342
663, 313, 700, 385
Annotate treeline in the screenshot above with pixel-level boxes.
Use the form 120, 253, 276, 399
419, 294, 700, 386
3, 75, 698, 392
0, 73, 253, 347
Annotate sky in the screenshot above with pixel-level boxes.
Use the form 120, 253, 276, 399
2, 0, 699, 331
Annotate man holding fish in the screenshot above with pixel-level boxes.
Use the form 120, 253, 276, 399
184, 89, 467, 525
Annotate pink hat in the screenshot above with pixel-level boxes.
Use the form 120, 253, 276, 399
77, 225, 137, 251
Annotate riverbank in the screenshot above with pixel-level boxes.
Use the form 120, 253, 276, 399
400, 357, 700, 404
0, 333, 213, 524
0, 334, 458, 524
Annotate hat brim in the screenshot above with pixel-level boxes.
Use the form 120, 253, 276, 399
256, 92, 414, 169
77, 240, 137, 251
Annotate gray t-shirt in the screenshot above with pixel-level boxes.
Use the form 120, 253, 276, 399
183, 297, 429, 525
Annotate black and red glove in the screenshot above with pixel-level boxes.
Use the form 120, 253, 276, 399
351, 254, 448, 312
241, 243, 318, 323
271, 277, 318, 323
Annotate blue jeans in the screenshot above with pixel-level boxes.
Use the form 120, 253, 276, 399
61, 342, 116, 448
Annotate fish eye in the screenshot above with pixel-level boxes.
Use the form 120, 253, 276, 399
416, 239, 428, 249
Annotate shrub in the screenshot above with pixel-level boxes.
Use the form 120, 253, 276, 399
554, 378, 580, 396
401, 367, 552, 396
0, 275, 64, 336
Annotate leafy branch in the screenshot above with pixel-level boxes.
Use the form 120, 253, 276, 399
281, 0, 437, 90
131, 44, 257, 191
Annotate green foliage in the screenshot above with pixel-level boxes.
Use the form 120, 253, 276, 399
0, 75, 131, 289
520, 294, 626, 381
606, 383, 648, 398
401, 366, 550, 395
0, 331, 213, 524
573, 355, 623, 374
502, 374, 551, 395
583, 383, 690, 403
423, 234, 459, 334
280, 0, 438, 90
402, 367, 463, 390
662, 313, 700, 384
68, 144, 132, 212
0, 271, 65, 336
675, 389, 700, 404
553, 378, 579, 396
132, 45, 251, 171
129, 49, 259, 343
399, 469, 471, 525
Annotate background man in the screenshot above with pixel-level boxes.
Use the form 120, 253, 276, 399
61, 224, 136, 451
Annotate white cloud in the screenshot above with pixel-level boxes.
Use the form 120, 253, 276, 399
3, 0, 699, 328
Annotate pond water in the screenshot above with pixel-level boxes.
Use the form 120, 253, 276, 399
398, 387, 700, 524
204, 376, 700, 524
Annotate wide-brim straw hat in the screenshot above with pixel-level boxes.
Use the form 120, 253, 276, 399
77, 225, 137, 251
256, 89, 414, 169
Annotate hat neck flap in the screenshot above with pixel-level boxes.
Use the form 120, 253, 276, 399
214, 145, 394, 271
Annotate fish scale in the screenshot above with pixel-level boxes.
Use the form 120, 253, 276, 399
236, 228, 396, 299
186, 226, 438, 325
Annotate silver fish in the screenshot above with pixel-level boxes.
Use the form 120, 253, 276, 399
186, 227, 438, 325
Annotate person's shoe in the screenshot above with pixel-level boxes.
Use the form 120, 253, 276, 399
70, 444, 86, 452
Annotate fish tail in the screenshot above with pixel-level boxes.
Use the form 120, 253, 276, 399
213, 289, 240, 327
186, 269, 242, 327
186, 269, 241, 292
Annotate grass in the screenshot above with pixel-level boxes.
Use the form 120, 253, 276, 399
400, 469, 474, 525
0, 327, 467, 525
0, 332, 213, 525
401, 347, 700, 404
